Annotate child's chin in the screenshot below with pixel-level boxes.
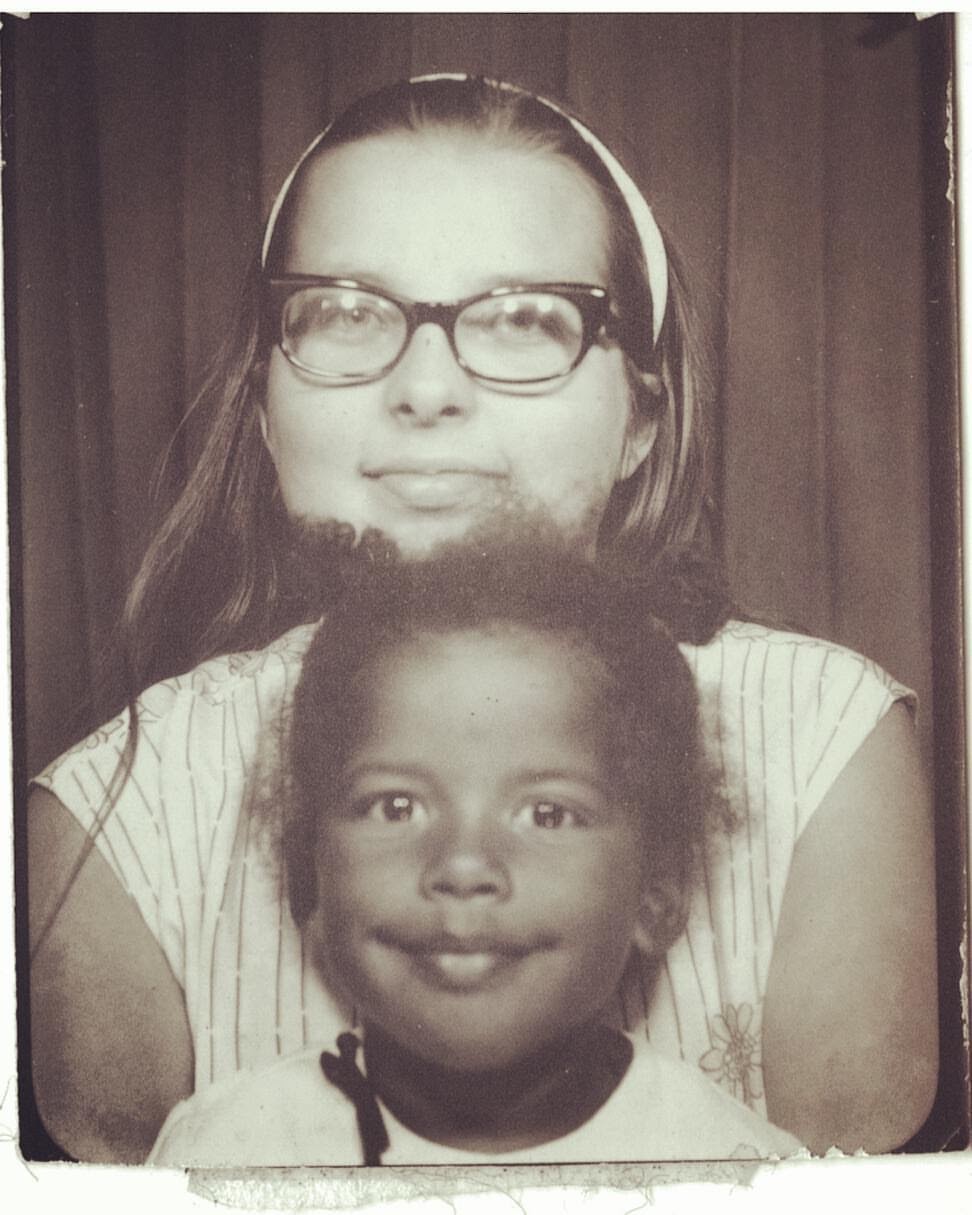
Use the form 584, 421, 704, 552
400, 1029, 543, 1076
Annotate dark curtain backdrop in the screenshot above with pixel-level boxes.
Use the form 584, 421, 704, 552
5, 12, 966, 1151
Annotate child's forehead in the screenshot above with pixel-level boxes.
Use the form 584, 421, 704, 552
347, 623, 619, 753
381, 623, 609, 683
347, 624, 626, 791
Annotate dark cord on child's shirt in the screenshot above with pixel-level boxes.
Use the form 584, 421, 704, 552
320, 1032, 390, 1165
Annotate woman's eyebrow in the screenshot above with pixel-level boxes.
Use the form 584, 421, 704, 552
283, 268, 602, 299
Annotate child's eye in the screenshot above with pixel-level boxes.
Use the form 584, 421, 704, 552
515, 800, 581, 831
355, 793, 427, 824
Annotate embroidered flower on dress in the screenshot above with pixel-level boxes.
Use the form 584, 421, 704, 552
699, 1002, 763, 1105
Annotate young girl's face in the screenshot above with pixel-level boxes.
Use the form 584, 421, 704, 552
309, 627, 654, 1073
261, 130, 654, 557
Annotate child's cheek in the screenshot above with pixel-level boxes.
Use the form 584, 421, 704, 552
319, 824, 419, 916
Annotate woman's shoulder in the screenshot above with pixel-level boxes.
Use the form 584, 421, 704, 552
35, 622, 320, 787
689, 617, 884, 665
29, 623, 323, 990
173, 620, 318, 707
682, 618, 914, 708
682, 620, 916, 827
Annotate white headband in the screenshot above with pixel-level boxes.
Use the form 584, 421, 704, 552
261, 73, 668, 345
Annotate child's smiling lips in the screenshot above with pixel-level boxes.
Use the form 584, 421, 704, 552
373, 925, 556, 991
401, 950, 502, 989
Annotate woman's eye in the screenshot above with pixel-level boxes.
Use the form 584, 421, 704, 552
515, 800, 580, 830
496, 307, 557, 342
355, 793, 426, 824
502, 306, 541, 330
465, 299, 574, 347
317, 300, 386, 339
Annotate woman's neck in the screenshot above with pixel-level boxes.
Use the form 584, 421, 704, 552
362, 1023, 632, 1154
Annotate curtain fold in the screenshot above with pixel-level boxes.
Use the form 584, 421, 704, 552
11, 15, 122, 755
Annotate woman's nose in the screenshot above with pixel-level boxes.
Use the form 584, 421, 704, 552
383, 323, 476, 426
420, 821, 511, 902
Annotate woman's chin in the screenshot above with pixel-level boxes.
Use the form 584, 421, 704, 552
369, 503, 600, 561
393, 521, 509, 559
368, 494, 534, 557
286, 494, 600, 564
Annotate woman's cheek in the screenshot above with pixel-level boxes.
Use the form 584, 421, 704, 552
517, 421, 626, 530
261, 391, 368, 518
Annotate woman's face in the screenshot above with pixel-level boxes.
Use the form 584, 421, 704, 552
262, 130, 654, 556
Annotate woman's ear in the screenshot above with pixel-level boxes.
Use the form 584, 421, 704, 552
250, 359, 275, 457
618, 372, 662, 481
258, 405, 274, 456
258, 404, 281, 469
631, 875, 688, 958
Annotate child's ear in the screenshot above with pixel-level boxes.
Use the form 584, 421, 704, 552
631, 876, 688, 958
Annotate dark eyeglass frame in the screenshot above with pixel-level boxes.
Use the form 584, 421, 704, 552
265, 275, 635, 385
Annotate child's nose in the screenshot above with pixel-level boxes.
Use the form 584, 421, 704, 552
420, 822, 511, 902
383, 324, 477, 426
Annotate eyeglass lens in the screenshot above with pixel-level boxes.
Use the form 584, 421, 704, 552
280, 285, 589, 382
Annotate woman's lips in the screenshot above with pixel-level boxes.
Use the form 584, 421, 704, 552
365, 468, 505, 512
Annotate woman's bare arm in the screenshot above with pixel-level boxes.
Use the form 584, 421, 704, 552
28, 787, 194, 1163
761, 703, 939, 1153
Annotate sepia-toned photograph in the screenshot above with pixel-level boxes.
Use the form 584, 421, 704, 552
6, 11, 968, 1180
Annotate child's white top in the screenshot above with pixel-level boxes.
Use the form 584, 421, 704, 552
35, 619, 912, 1117
147, 1033, 803, 1166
